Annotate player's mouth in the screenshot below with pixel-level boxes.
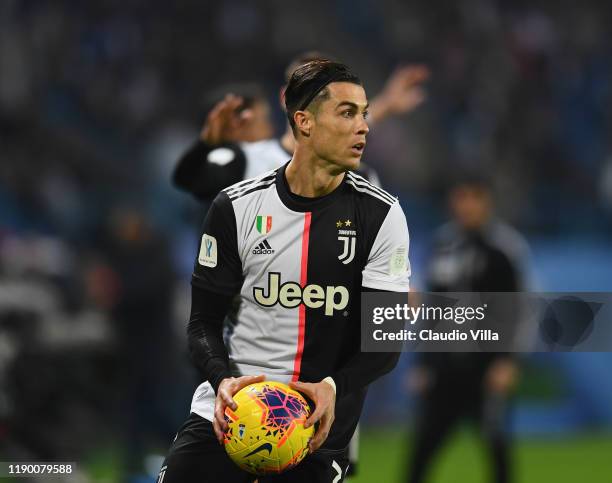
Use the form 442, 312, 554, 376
351, 142, 366, 156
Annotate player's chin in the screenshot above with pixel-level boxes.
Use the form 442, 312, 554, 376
340, 154, 362, 171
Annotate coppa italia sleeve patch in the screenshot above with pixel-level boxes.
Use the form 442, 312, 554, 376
198, 234, 218, 267
389, 245, 408, 276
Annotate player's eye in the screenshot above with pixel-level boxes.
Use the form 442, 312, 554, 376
363, 110, 369, 120
341, 110, 354, 118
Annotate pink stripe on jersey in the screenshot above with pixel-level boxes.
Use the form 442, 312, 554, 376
292, 212, 311, 381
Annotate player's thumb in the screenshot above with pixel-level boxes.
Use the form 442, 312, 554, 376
237, 374, 265, 390
246, 374, 266, 383
289, 380, 310, 393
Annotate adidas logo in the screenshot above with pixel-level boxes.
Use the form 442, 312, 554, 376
252, 239, 275, 255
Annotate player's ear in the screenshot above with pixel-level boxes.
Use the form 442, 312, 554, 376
294, 110, 312, 137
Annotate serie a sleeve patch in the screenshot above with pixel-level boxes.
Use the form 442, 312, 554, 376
198, 234, 218, 268
389, 245, 408, 276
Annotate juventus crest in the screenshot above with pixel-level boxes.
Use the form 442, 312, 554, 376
336, 219, 357, 265
338, 235, 356, 264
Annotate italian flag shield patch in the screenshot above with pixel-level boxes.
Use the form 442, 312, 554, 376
256, 215, 272, 234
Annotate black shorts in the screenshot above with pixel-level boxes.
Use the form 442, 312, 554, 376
158, 413, 350, 483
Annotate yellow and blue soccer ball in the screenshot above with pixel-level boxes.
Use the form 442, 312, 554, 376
224, 380, 314, 475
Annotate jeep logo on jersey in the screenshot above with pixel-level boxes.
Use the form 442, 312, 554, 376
253, 272, 349, 316
256, 215, 272, 234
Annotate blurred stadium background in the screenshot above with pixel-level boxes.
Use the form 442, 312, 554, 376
1, 0, 612, 482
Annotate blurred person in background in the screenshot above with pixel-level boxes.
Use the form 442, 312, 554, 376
406, 175, 530, 483
172, 51, 429, 201
171, 82, 276, 200
101, 206, 178, 482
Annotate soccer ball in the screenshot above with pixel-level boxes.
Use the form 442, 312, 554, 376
223, 380, 314, 475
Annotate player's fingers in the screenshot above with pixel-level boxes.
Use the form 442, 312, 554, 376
215, 101, 236, 124
205, 106, 220, 127
218, 100, 238, 116
308, 421, 330, 452
212, 412, 225, 444
214, 395, 230, 431
219, 95, 243, 115
224, 93, 239, 102
310, 410, 334, 451
392, 65, 429, 89
214, 96, 238, 117
205, 107, 224, 143
289, 382, 323, 428
220, 389, 237, 411
402, 88, 426, 107
289, 380, 314, 398
207, 102, 223, 120
405, 65, 430, 84
235, 374, 266, 392
214, 402, 225, 427
413, 90, 426, 106
314, 430, 331, 451
304, 403, 325, 429
217, 103, 242, 133
209, 101, 230, 127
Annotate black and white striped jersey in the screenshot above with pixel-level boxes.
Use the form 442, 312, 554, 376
190, 162, 411, 449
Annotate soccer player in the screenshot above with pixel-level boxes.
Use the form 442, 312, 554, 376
406, 176, 530, 483
172, 52, 427, 478
159, 60, 411, 482
172, 52, 429, 200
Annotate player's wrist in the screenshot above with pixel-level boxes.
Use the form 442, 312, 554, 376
321, 376, 336, 395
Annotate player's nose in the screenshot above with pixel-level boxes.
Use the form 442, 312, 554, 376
356, 116, 369, 135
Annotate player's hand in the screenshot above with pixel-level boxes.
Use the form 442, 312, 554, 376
289, 380, 336, 453
369, 64, 430, 123
201, 94, 254, 145
213, 374, 265, 444
485, 359, 518, 395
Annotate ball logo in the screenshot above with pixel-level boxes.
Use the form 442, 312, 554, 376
253, 272, 349, 316
245, 442, 273, 457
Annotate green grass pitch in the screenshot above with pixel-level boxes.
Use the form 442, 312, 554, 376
350, 428, 612, 483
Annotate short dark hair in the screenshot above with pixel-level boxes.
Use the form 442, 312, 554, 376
284, 51, 336, 82
284, 60, 362, 132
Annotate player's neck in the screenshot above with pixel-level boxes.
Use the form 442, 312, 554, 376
286, 147, 345, 198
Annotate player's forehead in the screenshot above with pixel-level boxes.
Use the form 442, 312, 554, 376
326, 82, 368, 109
